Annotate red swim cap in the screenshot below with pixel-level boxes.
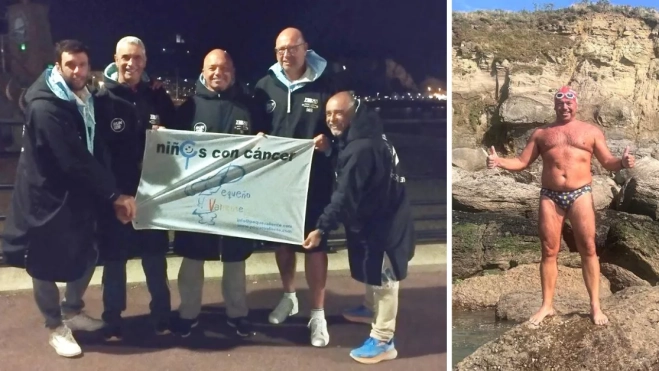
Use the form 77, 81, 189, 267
555, 86, 577, 102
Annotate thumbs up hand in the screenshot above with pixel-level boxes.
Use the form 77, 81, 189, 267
622, 145, 635, 169
487, 146, 500, 169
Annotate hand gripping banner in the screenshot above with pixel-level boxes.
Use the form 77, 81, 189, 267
132, 129, 315, 245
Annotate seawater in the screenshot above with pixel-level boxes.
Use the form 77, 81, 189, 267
452, 309, 516, 367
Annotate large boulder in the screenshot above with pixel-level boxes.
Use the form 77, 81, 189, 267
499, 95, 555, 125
616, 157, 659, 220
591, 175, 620, 210
452, 148, 488, 171
456, 286, 659, 371
599, 263, 651, 293
452, 171, 540, 214
600, 213, 659, 285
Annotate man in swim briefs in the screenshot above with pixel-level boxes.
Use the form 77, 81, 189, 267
487, 86, 635, 326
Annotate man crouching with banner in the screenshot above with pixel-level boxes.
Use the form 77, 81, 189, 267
303, 92, 415, 365
170, 49, 260, 338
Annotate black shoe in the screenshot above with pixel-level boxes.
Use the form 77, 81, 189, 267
227, 317, 255, 337
154, 319, 171, 335
174, 318, 199, 338
103, 324, 123, 341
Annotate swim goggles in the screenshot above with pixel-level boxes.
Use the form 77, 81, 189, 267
555, 91, 576, 100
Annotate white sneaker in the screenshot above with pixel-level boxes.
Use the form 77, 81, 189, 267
63, 312, 104, 332
308, 317, 330, 347
49, 325, 82, 358
268, 295, 299, 324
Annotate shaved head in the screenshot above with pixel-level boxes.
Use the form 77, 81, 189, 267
202, 49, 234, 92
325, 91, 357, 136
327, 91, 356, 111
274, 27, 308, 80
276, 27, 305, 46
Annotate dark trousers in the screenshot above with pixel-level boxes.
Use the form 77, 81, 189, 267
101, 252, 171, 324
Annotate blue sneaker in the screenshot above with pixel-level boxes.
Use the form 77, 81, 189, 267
342, 305, 374, 324
349, 337, 398, 364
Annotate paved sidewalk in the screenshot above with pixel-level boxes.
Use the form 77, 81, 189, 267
0, 266, 446, 371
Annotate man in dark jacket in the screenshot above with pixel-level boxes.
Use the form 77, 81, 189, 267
1, 40, 136, 358
303, 92, 415, 365
97, 36, 177, 339
171, 49, 259, 338
253, 27, 342, 347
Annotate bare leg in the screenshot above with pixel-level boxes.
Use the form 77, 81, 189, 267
568, 193, 608, 325
304, 252, 328, 309
529, 196, 565, 325
275, 245, 297, 293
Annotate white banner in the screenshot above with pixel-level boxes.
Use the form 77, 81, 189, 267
132, 129, 315, 245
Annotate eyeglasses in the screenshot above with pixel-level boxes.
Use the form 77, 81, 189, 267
275, 43, 306, 57
555, 92, 576, 100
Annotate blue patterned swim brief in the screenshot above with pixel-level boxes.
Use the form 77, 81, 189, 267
540, 184, 592, 210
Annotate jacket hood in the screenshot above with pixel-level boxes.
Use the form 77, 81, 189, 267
342, 101, 384, 144
195, 73, 241, 100
268, 50, 327, 91
102, 62, 151, 92
24, 67, 89, 106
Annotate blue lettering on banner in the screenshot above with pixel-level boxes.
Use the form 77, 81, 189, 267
186, 164, 246, 224
236, 218, 294, 234
184, 164, 246, 197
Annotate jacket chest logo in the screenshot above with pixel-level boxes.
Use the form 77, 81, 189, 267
194, 122, 207, 132
302, 97, 319, 112
234, 120, 250, 132
149, 114, 160, 125
266, 100, 276, 113
111, 118, 126, 133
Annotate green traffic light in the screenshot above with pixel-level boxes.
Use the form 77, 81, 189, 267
19, 43, 26, 51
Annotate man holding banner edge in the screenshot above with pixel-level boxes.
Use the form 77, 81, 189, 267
303, 92, 415, 364
253, 27, 347, 347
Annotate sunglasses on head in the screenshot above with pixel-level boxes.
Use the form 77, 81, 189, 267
555, 92, 576, 100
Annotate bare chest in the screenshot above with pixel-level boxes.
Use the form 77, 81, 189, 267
538, 128, 592, 152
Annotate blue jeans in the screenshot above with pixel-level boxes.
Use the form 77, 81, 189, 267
101, 253, 171, 324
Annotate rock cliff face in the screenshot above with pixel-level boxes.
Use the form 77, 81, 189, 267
452, 7, 659, 156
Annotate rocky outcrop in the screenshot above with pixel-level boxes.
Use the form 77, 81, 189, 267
495, 291, 592, 323
453, 264, 611, 310
456, 286, 659, 371
453, 7, 659, 368
452, 211, 543, 278
453, 9, 659, 155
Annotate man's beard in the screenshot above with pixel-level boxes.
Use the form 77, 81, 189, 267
64, 76, 86, 93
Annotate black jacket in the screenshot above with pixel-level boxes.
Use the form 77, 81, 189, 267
316, 105, 415, 285
102, 69, 177, 165
96, 68, 175, 259
253, 68, 343, 234
1, 69, 120, 282
172, 79, 259, 262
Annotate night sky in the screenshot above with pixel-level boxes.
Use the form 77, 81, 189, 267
37, 0, 446, 86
